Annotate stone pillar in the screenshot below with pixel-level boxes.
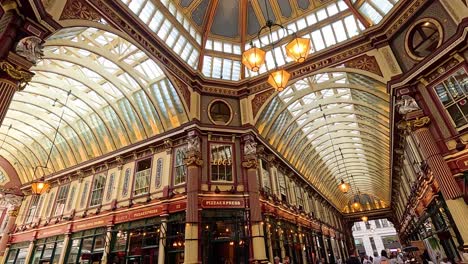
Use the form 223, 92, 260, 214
22, 240, 34, 264
58, 233, 71, 264
265, 217, 274, 262
398, 116, 468, 250
298, 226, 307, 264
242, 134, 268, 263
101, 225, 113, 263
184, 131, 202, 264
0, 194, 22, 256
158, 216, 168, 264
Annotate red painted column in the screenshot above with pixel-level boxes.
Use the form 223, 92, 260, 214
241, 134, 268, 263
0, 195, 22, 256
184, 131, 203, 264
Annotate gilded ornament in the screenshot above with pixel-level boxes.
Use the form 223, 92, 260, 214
242, 159, 257, 169
397, 116, 430, 131
8, 209, 19, 217
185, 154, 203, 167
0, 61, 33, 90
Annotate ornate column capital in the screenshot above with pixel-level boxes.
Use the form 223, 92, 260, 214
0, 60, 33, 90
241, 134, 258, 169
184, 131, 203, 167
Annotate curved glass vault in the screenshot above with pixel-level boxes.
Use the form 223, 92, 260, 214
0, 27, 189, 183
256, 71, 390, 208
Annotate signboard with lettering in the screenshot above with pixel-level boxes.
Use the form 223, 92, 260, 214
37, 224, 69, 238
201, 199, 245, 208
10, 231, 35, 243
72, 216, 112, 232
115, 206, 164, 224
456, 156, 468, 171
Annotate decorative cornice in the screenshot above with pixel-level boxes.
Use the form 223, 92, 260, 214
242, 159, 257, 169
61, 0, 102, 22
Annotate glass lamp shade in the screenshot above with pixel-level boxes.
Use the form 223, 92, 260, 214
242, 47, 266, 72
285, 37, 311, 63
338, 180, 350, 193
352, 201, 361, 210
361, 216, 368, 222
268, 69, 290, 91
31, 181, 50, 195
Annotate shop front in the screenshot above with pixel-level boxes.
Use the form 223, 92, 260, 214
66, 227, 106, 264
30, 235, 64, 264
110, 217, 160, 264
201, 210, 249, 264
5, 242, 29, 264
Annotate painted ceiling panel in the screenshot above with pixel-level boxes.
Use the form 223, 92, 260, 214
277, 0, 293, 18
180, 0, 194, 7
211, 0, 240, 37
258, 0, 276, 23
296, 0, 311, 10
247, 1, 261, 36
191, 0, 210, 26
0, 27, 189, 183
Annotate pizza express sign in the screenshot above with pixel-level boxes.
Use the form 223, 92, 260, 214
201, 199, 245, 208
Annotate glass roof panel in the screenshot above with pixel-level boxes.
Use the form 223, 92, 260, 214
256, 71, 390, 209
0, 27, 189, 183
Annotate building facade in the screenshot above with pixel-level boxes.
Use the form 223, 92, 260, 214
352, 219, 401, 257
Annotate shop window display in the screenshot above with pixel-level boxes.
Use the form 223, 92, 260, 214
31, 235, 65, 264
110, 218, 160, 264
66, 228, 106, 264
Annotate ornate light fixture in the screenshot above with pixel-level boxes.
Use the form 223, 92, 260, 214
361, 216, 368, 222
338, 179, 350, 194
31, 91, 71, 195
241, 0, 311, 91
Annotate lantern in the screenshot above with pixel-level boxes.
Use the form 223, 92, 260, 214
268, 69, 290, 92
241, 47, 266, 72
31, 180, 50, 195
285, 37, 311, 62
352, 201, 361, 210
338, 179, 350, 194
361, 216, 368, 222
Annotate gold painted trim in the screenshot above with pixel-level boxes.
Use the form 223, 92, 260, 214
207, 99, 234, 126
404, 18, 444, 61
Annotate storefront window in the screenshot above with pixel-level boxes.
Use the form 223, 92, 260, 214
174, 145, 187, 185
54, 185, 70, 216
210, 144, 233, 182
66, 228, 106, 264
110, 218, 160, 264
90, 175, 106, 207
166, 213, 186, 264
5, 242, 29, 264
133, 158, 152, 196
31, 235, 65, 264
434, 67, 468, 128
201, 210, 248, 264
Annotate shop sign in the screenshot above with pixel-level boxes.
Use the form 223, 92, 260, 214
73, 216, 112, 232
201, 199, 245, 208
10, 231, 35, 243
37, 224, 69, 238
155, 158, 163, 188
456, 156, 468, 171
168, 201, 186, 212
115, 205, 164, 223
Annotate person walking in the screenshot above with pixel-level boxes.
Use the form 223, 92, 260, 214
347, 252, 361, 264
363, 255, 372, 264
273, 256, 282, 264
380, 250, 389, 264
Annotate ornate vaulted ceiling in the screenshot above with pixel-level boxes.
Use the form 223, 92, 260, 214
118, 0, 401, 80
256, 71, 390, 209
0, 27, 189, 183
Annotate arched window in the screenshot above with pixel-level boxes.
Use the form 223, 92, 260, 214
90, 175, 106, 207
106, 173, 115, 201
174, 146, 187, 185
122, 169, 130, 197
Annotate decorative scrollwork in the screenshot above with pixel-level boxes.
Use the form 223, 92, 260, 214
185, 154, 203, 167
0, 61, 33, 90
397, 116, 430, 131
242, 159, 257, 169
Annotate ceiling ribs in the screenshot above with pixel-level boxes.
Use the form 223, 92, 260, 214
239, 0, 247, 79
197, 0, 219, 71
344, 0, 371, 28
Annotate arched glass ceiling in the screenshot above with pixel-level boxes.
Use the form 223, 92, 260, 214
256, 71, 390, 209
119, 0, 400, 81
0, 27, 189, 184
